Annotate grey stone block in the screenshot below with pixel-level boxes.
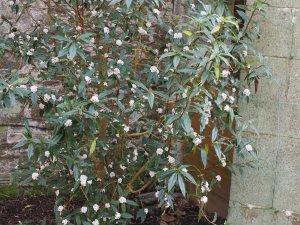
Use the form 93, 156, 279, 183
239, 99, 279, 136
278, 103, 300, 139
273, 137, 300, 211
230, 134, 277, 207
254, 7, 294, 58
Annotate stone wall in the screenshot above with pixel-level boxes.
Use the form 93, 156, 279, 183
0, 0, 47, 182
228, 1, 300, 224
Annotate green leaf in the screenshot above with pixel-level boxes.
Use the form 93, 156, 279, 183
122, 213, 134, 219
173, 56, 180, 69
177, 175, 186, 197
69, 43, 77, 60
211, 127, 218, 142
211, 25, 220, 34
201, 149, 207, 168
147, 92, 154, 109
78, 33, 94, 40
13, 139, 27, 149
183, 30, 193, 36
125, 0, 133, 8
8, 91, 15, 106
181, 112, 192, 133
168, 173, 177, 192
214, 63, 220, 80
53, 35, 71, 42
48, 134, 63, 147
214, 144, 222, 161
89, 137, 97, 156
159, 52, 177, 61
131, 80, 148, 91
109, 0, 121, 5
28, 143, 34, 159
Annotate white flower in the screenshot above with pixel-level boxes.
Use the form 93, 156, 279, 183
8, 33, 15, 39
243, 88, 251, 96
144, 208, 149, 214
58, 205, 64, 214
201, 11, 208, 16
43, 28, 49, 34
129, 99, 135, 107
64, 119, 72, 127
216, 175, 222, 182
243, 50, 248, 57
45, 151, 50, 157
110, 172, 115, 177
222, 69, 230, 78
229, 96, 235, 103
92, 219, 99, 225
190, 4, 195, 9
31, 172, 39, 180
149, 171, 156, 177
224, 105, 231, 112
146, 22, 152, 27
62, 219, 68, 225
193, 137, 202, 146
27, 50, 33, 56
76, 26, 82, 31
80, 174, 88, 186
51, 57, 59, 64
182, 168, 188, 173
119, 196, 127, 204
90, 94, 99, 103
93, 204, 99, 212
156, 148, 164, 155
157, 108, 163, 114
123, 125, 130, 133
30, 85, 38, 93
43, 94, 51, 103
105, 203, 110, 208
174, 32, 183, 39
115, 212, 121, 220
39, 103, 45, 109
104, 27, 110, 34
118, 178, 122, 183
117, 59, 124, 65
153, 9, 160, 15
116, 40, 122, 46
168, 29, 174, 35
245, 144, 253, 152
183, 46, 190, 51
55, 190, 59, 196
51, 94, 56, 101
221, 158, 227, 167
168, 155, 175, 164
113, 68, 120, 75
150, 66, 159, 74
80, 206, 88, 213
85, 76, 91, 84
221, 93, 227, 101
155, 191, 159, 198
138, 27, 147, 35
285, 210, 292, 217
201, 196, 208, 204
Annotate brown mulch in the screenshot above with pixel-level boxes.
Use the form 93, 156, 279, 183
0, 195, 56, 225
0, 196, 225, 225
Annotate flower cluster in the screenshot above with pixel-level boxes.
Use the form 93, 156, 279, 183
0, 0, 271, 224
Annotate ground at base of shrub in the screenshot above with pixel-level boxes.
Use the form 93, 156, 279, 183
0, 195, 226, 225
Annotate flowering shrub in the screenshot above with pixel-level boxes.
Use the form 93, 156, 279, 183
0, 0, 271, 224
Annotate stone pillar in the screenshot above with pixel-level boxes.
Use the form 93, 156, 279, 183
228, 1, 300, 224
